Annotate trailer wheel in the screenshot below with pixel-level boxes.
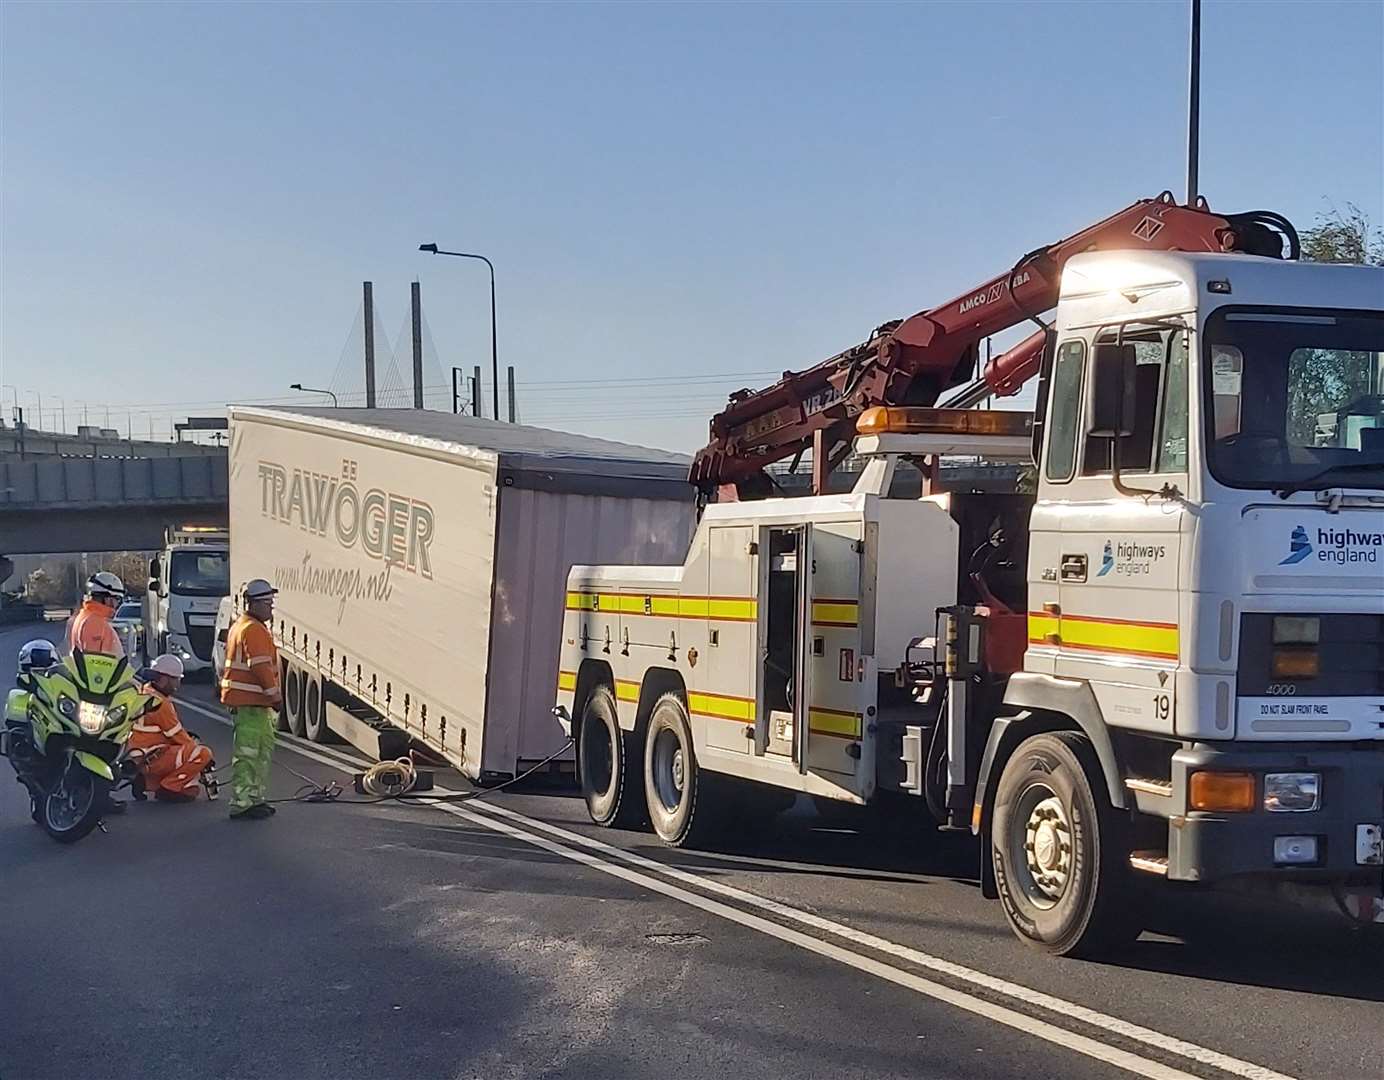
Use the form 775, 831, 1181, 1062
275, 660, 291, 731
578, 685, 642, 828
991, 731, 1139, 958
303, 675, 331, 743
644, 692, 718, 847
284, 665, 307, 738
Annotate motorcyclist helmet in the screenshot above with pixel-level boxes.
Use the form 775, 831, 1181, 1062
17, 639, 56, 675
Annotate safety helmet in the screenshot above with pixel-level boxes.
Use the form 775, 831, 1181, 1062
17, 639, 56, 674
150, 654, 185, 679
86, 571, 127, 602
243, 578, 277, 602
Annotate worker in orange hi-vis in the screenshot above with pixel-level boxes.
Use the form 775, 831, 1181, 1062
66, 572, 127, 657
219, 579, 282, 821
129, 654, 215, 803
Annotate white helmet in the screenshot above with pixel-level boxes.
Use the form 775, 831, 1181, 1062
86, 571, 126, 602
150, 654, 185, 679
243, 578, 277, 601
18, 639, 57, 674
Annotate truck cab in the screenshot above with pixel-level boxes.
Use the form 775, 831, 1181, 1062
143, 526, 230, 674
556, 250, 1383, 955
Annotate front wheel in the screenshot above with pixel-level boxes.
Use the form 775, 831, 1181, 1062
42, 763, 109, 844
990, 731, 1140, 957
578, 686, 643, 828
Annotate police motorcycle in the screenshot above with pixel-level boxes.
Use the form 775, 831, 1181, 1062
3, 643, 151, 843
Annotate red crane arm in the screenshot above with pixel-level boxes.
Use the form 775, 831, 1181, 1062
689, 192, 1296, 496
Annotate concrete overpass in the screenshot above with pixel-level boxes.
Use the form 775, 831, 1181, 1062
0, 423, 223, 460
0, 453, 227, 554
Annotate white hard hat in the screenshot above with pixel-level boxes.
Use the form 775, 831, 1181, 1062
243, 578, 277, 601
86, 571, 126, 600
18, 639, 57, 673
150, 654, 185, 679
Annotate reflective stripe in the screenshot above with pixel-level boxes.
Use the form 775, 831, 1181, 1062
687, 690, 754, 722
174, 746, 186, 768
227, 661, 252, 672
164, 723, 184, 737
557, 670, 577, 692
811, 599, 859, 628
1028, 612, 1179, 661
131, 723, 161, 733
221, 679, 272, 695
566, 591, 758, 623
808, 706, 862, 739
247, 655, 274, 667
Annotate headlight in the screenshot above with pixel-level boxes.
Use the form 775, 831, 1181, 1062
1265, 772, 1321, 812
77, 701, 108, 735
58, 695, 77, 719
107, 704, 128, 725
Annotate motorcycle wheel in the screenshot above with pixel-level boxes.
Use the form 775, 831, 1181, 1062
42, 765, 109, 844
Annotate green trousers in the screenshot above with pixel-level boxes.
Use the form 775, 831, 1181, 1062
230, 706, 277, 813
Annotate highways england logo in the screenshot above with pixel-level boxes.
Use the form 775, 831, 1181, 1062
1280, 523, 1381, 567
1097, 538, 1165, 578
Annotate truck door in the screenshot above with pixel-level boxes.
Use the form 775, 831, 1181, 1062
702, 525, 757, 754
804, 520, 869, 791
1055, 324, 1190, 735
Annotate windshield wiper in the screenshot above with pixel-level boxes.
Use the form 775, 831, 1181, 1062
1273, 461, 1384, 499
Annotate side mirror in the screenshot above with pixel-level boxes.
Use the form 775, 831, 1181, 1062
1088, 343, 1136, 438
147, 558, 160, 591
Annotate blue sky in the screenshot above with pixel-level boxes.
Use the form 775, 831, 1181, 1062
2, 0, 1380, 452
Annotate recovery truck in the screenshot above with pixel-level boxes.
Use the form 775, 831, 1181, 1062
554, 192, 1384, 955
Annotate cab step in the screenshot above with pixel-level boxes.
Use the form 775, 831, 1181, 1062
1129, 851, 1169, 876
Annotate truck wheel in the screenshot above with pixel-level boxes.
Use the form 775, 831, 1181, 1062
644, 692, 717, 847
578, 685, 642, 828
991, 731, 1139, 958
275, 660, 291, 732
303, 676, 331, 743
284, 666, 307, 738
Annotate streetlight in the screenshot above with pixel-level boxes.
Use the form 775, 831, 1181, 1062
27, 390, 42, 431
2, 385, 18, 425
419, 243, 498, 420
289, 382, 339, 407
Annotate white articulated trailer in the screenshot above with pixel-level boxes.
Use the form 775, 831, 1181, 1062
227, 407, 695, 782
555, 249, 1384, 955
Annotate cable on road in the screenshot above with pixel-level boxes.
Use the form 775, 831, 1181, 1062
265, 741, 576, 808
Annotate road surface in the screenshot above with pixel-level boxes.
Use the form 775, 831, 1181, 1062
2, 621, 1380, 1080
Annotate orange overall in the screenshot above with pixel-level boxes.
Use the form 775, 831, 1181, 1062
128, 690, 212, 798
67, 600, 124, 657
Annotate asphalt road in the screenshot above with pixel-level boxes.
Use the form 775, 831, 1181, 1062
2, 620, 1381, 1080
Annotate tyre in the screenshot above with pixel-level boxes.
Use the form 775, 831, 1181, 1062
303, 676, 332, 743
42, 765, 108, 844
284, 666, 307, 738
275, 660, 291, 732
643, 692, 718, 847
991, 731, 1139, 957
577, 685, 642, 828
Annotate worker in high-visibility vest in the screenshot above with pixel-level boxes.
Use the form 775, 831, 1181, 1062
66, 572, 127, 657
219, 579, 281, 820
129, 654, 214, 802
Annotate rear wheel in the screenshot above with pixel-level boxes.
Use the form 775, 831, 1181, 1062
284, 666, 307, 738
991, 731, 1139, 957
303, 676, 332, 743
42, 763, 108, 844
644, 692, 719, 847
578, 686, 642, 828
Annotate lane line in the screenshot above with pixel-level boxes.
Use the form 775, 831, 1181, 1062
180, 702, 1194, 1080
181, 699, 1293, 1080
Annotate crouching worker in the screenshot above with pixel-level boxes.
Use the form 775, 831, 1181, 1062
129, 654, 215, 802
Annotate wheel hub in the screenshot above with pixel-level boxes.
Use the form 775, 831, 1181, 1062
671, 749, 684, 792
1023, 795, 1071, 901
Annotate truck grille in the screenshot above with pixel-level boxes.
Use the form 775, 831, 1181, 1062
187, 625, 215, 662
1238, 613, 1384, 697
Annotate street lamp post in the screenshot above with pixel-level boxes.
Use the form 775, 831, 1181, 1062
451, 366, 467, 415
419, 243, 499, 421
289, 383, 339, 407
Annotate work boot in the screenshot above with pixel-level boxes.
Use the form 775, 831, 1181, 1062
247, 803, 275, 819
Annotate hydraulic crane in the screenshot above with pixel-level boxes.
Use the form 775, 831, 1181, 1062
689, 192, 1298, 499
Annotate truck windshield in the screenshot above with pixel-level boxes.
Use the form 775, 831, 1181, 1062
1204, 308, 1384, 491
169, 550, 230, 597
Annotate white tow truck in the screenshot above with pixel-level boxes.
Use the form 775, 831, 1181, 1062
555, 245, 1384, 955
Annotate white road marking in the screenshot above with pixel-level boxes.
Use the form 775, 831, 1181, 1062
181, 699, 1295, 1080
